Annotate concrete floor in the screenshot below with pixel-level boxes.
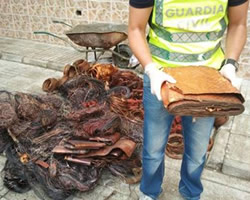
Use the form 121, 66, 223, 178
0, 37, 250, 200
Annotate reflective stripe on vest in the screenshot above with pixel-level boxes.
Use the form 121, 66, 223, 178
149, 42, 221, 62
149, 0, 228, 68
151, 18, 226, 43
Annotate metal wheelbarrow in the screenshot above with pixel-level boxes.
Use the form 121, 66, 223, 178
34, 20, 133, 69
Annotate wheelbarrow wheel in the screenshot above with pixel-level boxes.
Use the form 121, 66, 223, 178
112, 44, 132, 69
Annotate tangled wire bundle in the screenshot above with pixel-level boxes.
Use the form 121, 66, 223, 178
0, 61, 144, 200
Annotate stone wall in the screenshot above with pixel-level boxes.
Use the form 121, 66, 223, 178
0, 0, 249, 78
0, 0, 129, 45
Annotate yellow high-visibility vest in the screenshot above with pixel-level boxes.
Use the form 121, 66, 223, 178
148, 0, 228, 69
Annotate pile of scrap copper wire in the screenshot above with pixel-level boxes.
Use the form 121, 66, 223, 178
0, 60, 144, 200
0, 59, 220, 199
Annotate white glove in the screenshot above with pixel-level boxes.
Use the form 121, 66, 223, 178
219, 63, 242, 90
144, 62, 176, 101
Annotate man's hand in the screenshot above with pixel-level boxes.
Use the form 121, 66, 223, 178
144, 63, 176, 101
220, 63, 242, 90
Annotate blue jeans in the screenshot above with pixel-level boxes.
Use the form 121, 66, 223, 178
140, 74, 215, 200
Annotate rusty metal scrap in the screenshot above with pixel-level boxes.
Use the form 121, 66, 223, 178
0, 60, 145, 199
89, 132, 121, 145
52, 146, 89, 154
35, 160, 49, 169
64, 156, 92, 166
76, 138, 136, 159
64, 140, 106, 150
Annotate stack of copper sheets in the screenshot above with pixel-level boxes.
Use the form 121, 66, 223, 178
161, 66, 245, 117
52, 132, 137, 166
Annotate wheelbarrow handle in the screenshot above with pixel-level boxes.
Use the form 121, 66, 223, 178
33, 31, 103, 53
52, 20, 73, 28
33, 31, 69, 43
109, 49, 130, 61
